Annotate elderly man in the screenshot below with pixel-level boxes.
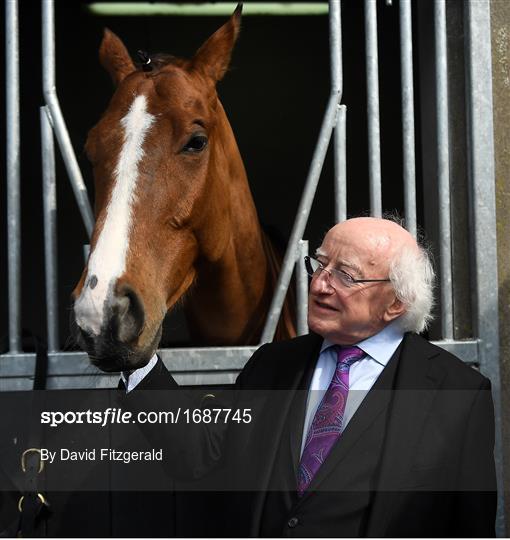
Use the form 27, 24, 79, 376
123, 217, 496, 537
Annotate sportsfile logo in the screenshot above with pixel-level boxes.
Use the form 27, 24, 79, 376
41, 408, 134, 427
40, 407, 253, 427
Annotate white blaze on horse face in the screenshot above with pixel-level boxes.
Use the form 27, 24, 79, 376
74, 94, 155, 336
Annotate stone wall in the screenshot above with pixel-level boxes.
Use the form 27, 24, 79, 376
491, 0, 510, 534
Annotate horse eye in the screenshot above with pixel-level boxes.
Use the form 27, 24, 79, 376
182, 135, 208, 153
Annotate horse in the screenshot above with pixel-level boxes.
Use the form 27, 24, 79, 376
72, 5, 296, 372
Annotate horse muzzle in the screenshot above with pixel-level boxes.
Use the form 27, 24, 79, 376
72, 284, 155, 372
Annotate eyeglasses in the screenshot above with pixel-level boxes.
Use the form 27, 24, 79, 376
304, 256, 391, 289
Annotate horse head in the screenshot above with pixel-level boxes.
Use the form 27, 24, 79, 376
73, 5, 295, 372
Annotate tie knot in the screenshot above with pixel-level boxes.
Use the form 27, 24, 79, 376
336, 345, 364, 367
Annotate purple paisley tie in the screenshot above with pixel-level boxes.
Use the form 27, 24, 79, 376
297, 345, 365, 496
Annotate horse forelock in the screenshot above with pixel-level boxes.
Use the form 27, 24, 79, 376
75, 93, 155, 336
137, 53, 188, 72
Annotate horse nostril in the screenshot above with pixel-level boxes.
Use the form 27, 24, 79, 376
111, 286, 145, 344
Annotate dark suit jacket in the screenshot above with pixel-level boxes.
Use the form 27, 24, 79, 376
126, 332, 497, 537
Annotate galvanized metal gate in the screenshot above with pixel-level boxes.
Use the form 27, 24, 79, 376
2, 0, 504, 534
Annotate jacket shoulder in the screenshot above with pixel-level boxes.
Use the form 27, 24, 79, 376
237, 334, 322, 389
407, 333, 491, 389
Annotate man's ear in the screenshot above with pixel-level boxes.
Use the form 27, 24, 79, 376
383, 297, 407, 323
99, 28, 136, 86
191, 3, 242, 82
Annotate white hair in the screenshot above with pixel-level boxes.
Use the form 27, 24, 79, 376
389, 243, 435, 333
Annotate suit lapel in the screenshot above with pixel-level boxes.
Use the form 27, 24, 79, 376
288, 345, 322, 476
365, 333, 446, 537
250, 333, 323, 536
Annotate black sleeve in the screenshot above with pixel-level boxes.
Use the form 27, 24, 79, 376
116, 345, 270, 481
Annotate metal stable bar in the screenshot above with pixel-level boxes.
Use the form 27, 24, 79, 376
260, 92, 340, 343
330, 0, 347, 224
86, 2, 330, 17
334, 105, 347, 222
329, 0, 342, 98
464, 1, 504, 535
296, 240, 309, 336
2, 348, 259, 388
42, 0, 94, 239
6, 0, 21, 353
434, 0, 453, 340
41, 106, 60, 352
364, 0, 382, 217
0, 338, 481, 389
260, 1, 342, 343
399, 0, 417, 238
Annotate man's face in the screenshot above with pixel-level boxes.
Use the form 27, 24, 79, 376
308, 221, 402, 345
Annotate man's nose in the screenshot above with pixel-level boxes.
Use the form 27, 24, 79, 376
311, 269, 334, 294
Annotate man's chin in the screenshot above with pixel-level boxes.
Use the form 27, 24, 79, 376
308, 316, 333, 339
308, 317, 358, 346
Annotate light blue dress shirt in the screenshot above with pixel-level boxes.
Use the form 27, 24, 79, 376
300, 319, 405, 456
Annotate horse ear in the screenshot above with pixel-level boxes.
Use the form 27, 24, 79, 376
192, 3, 242, 82
99, 28, 136, 86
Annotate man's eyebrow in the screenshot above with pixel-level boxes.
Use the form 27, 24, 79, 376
315, 248, 363, 276
337, 260, 363, 277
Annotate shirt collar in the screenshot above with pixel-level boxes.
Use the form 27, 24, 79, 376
319, 318, 405, 367
120, 353, 158, 392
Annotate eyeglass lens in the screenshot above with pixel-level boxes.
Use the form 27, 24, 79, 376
305, 257, 353, 289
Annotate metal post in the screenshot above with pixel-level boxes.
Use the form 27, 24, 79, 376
260, 0, 342, 343
296, 240, 309, 336
364, 0, 382, 217
334, 105, 347, 223
41, 107, 60, 352
6, 0, 21, 353
42, 0, 94, 238
434, 0, 453, 339
330, 0, 346, 224
465, 1, 504, 535
260, 93, 340, 343
83, 244, 91, 263
399, 0, 417, 238
329, 0, 342, 97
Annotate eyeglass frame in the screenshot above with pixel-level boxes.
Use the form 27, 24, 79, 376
304, 255, 391, 289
